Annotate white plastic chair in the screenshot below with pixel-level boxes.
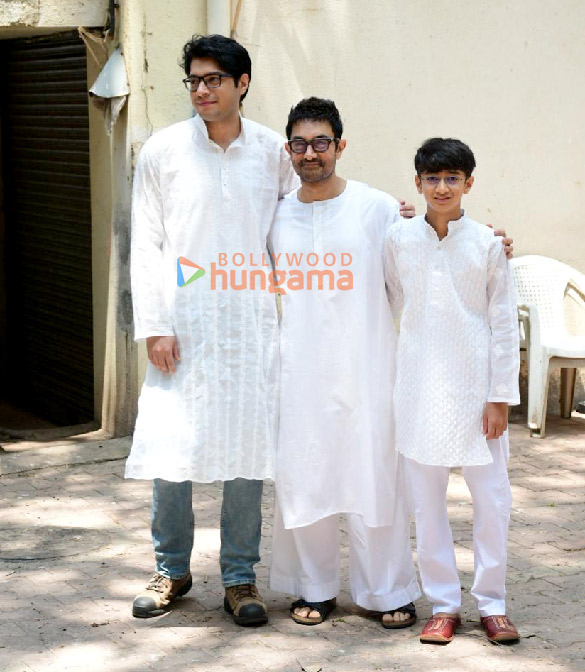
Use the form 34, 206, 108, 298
509, 255, 585, 438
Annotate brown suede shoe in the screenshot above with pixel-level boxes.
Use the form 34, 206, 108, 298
480, 615, 519, 643
132, 572, 192, 618
224, 584, 268, 626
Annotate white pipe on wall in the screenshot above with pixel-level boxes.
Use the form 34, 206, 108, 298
207, 0, 231, 36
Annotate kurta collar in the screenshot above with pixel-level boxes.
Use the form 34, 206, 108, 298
192, 113, 247, 149
447, 209, 466, 231
293, 179, 353, 207
423, 210, 467, 240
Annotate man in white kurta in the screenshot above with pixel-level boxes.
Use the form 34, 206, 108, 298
268, 98, 421, 626
126, 35, 297, 624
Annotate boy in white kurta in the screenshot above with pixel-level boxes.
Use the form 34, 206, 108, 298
268, 98, 421, 628
385, 138, 521, 644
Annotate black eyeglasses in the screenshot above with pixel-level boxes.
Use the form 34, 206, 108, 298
182, 73, 233, 91
288, 137, 338, 154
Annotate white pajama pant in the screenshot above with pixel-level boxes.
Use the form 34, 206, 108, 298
269, 494, 421, 611
404, 435, 512, 617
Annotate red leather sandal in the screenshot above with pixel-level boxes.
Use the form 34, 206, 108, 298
420, 613, 461, 644
480, 615, 519, 643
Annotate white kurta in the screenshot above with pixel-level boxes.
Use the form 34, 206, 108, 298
385, 215, 520, 467
269, 180, 402, 529
125, 115, 298, 483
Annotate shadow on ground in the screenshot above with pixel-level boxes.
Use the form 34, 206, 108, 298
0, 414, 584, 672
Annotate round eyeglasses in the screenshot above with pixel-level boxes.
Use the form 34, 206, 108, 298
183, 73, 233, 92
420, 176, 465, 187
288, 137, 338, 154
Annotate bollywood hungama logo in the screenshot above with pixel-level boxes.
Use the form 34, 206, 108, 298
176, 252, 354, 293
177, 256, 205, 287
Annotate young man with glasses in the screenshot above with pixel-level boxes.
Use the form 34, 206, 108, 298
126, 34, 299, 625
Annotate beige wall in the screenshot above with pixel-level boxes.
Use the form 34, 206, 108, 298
235, 0, 585, 273
123, 0, 207, 151
125, 0, 584, 411
87, 55, 111, 423
2, 1, 583, 430
115, 0, 585, 273
120, 0, 207, 389
0, 0, 108, 36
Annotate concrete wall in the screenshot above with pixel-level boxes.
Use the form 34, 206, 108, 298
0, 0, 108, 36
87, 54, 111, 425
120, 0, 207, 389
123, 0, 585, 412
237, 0, 585, 273
122, 0, 207, 152
127, 0, 585, 412
3, 1, 582, 431
108, 0, 585, 274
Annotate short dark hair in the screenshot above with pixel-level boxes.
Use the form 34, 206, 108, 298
180, 34, 252, 102
414, 138, 476, 177
286, 97, 343, 140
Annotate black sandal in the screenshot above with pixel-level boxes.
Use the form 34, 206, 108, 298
290, 597, 337, 625
381, 601, 417, 629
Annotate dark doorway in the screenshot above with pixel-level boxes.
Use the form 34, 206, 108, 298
0, 30, 94, 428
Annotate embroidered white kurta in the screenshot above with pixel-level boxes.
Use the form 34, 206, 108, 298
125, 115, 298, 483
385, 215, 520, 467
269, 180, 402, 529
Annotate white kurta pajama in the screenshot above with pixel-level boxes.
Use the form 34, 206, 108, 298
268, 181, 421, 610
125, 115, 298, 483
385, 214, 520, 616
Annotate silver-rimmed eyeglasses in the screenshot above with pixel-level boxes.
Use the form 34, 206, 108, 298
420, 175, 465, 187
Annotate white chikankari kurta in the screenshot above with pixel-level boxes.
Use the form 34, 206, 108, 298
385, 215, 520, 467
125, 115, 298, 483
269, 180, 402, 529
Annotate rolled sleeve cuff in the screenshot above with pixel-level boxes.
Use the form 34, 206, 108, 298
134, 327, 175, 341
487, 395, 521, 406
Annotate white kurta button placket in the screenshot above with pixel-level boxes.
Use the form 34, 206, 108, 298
220, 148, 230, 200
312, 202, 324, 256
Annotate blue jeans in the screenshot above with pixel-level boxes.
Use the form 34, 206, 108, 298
151, 478, 263, 586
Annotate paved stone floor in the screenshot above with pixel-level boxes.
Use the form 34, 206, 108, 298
1, 416, 584, 672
